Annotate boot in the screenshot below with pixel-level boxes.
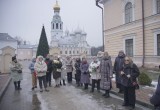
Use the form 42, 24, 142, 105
18, 81, 22, 90
14, 82, 18, 90
60, 81, 62, 86
105, 90, 110, 98
49, 82, 52, 87
84, 84, 88, 90
63, 80, 66, 86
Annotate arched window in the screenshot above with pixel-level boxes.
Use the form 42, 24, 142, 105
125, 2, 133, 23
56, 23, 58, 29
53, 23, 54, 29
60, 24, 62, 29
157, 0, 160, 14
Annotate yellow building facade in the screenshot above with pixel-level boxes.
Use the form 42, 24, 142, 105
98, 0, 160, 68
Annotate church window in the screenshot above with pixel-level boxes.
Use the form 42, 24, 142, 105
53, 23, 54, 29
60, 24, 62, 29
73, 51, 75, 54
69, 51, 71, 54
56, 23, 58, 29
77, 51, 79, 54
65, 51, 67, 54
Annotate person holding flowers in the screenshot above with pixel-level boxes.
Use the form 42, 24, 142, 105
52, 56, 62, 87
89, 57, 101, 93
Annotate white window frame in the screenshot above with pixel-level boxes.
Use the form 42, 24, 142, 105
123, 35, 135, 56
122, 0, 135, 24
154, 29, 160, 55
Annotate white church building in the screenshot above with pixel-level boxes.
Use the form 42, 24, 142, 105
50, 1, 91, 57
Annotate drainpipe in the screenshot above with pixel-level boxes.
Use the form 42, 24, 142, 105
142, 0, 145, 67
96, 0, 105, 52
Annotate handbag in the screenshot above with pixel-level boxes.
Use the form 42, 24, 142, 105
132, 81, 139, 89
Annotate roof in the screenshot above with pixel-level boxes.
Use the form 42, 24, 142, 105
0, 33, 17, 42
18, 44, 37, 49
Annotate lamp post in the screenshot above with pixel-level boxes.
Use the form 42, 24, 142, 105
96, 0, 104, 52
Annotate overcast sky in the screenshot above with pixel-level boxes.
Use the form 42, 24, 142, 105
0, 0, 102, 47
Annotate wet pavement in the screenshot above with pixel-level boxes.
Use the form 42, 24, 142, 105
0, 61, 151, 110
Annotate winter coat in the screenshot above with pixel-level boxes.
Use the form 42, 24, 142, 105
29, 58, 36, 73
150, 75, 160, 107
61, 59, 66, 79
75, 61, 81, 81
10, 61, 23, 82
113, 56, 125, 85
80, 62, 90, 84
121, 63, 140, 87
89, 61, 101, 80
65, 59, 73, 73
34, 56, 47, 77
100, 57, 112, 90
45, 58, 53, 73
52, 59, 62, 79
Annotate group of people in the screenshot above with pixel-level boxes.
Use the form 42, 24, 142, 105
10, 50, 160, 110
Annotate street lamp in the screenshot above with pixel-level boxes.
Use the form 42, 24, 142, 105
96, 0, 104, 52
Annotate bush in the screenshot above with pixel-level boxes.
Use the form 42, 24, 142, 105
138, 72, 152, 86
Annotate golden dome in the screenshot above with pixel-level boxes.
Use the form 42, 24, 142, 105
53, 1, 60, 10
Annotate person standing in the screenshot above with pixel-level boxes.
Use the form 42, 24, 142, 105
45, 55, 53, 87
60, 57, 66, 86
100, 52, 113, 98
65, 56, 73, 83
29, 57, 37, 90
113, 50, 125, 93
150, 75, 160, 110
34, 56, 49, 92
52, 56, 62, 87
89, 57, 101, 93
75, 58, 81, 87
80, 58, 90, 90
10, 56, 23, 90
121, 56, 140, 109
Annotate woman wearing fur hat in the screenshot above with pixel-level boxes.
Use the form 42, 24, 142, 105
52, 56, 62, 87
10, 56, 23, 90
100, 52, 113, 98
34, 56, 49, 92
89, 57, 101, 93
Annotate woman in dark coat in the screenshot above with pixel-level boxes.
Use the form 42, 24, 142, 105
80, 58, 90, 89
150, 75, 160, 110
100, 52, 113, 98
45, 55, 53, 87
121, 56, 140, 110
113, 50, 125, 93
75, 58, 81, 87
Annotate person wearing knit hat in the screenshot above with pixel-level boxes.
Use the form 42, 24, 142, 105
10, 55, 23, 90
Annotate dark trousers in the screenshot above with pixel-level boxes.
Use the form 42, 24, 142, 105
14, 81, 21, 89
67, 72, 72, 83
117, 83, 124, 92
38, 76, 47, 89
46, 72, 52, 86
124, 86, 136, 107
91, 79, 100, 91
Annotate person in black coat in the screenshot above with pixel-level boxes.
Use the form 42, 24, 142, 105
121, 56, 140, 110
113, 50, 125, 93
74, 58, 81, 87
150, 75, 160, 110
45, 55, 53, 87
